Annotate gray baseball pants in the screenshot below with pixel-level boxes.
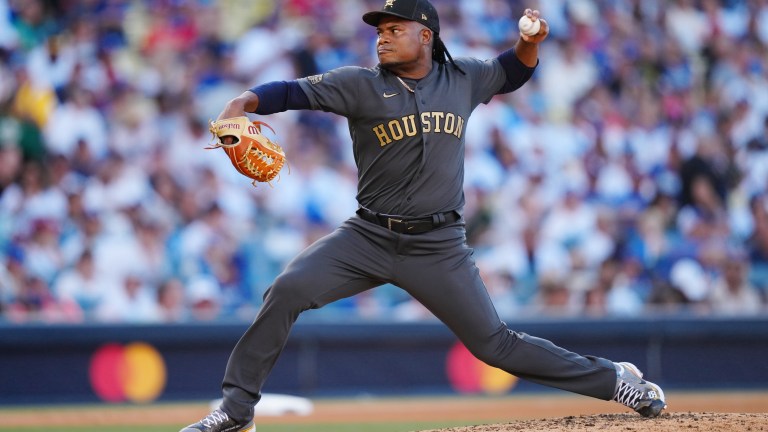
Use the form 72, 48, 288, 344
220, 215, 618, 421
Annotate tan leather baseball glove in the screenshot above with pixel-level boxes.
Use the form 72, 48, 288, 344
207, 116, 286, 185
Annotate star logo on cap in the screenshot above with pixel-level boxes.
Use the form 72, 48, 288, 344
385, 0, 395, 7
422, 13, 427, 20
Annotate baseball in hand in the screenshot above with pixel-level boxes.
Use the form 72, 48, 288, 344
518, 15, 541, 36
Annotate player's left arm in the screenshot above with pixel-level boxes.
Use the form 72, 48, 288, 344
215, 81, 312, 122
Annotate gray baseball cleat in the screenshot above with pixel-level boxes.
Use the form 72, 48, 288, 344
612, 362, 667, 418
180, 409, 255, 432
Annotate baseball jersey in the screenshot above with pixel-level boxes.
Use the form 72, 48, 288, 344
297, 57, 509, 217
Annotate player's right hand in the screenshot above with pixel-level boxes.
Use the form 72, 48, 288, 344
520, 8, 549, 43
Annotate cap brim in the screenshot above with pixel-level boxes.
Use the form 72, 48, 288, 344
362, 10, 412, 27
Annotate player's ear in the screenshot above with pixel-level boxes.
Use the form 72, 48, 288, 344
421, 28, 432, 45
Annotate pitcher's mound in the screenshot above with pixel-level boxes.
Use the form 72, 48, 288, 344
421, 412, 768, 432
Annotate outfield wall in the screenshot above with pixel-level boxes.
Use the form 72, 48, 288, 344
1, 316, 767, 405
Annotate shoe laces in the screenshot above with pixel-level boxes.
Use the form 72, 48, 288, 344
201, 410, 230, 427
613, 380, 644, 408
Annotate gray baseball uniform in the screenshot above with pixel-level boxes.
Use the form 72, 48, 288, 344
219, 56, 618, 421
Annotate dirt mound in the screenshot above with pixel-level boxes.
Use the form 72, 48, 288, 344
420, 412, 768, 432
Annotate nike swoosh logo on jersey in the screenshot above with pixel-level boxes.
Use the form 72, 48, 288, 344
383, 92, 400, 98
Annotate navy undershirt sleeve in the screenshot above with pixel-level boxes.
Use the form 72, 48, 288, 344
496, 49, 538, 94
249, 80, 311, 115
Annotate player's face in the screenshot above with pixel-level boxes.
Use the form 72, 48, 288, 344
375, 16, 430, 70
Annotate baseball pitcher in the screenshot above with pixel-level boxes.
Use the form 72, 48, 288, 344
183, 2, 666, 431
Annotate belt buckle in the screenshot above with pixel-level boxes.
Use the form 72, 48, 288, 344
387, 218, 403, 231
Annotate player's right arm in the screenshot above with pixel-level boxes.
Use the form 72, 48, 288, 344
514, 8, 548, 67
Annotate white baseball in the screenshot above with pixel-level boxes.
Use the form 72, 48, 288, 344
518, 15, 541, 36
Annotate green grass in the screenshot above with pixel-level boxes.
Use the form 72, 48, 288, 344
0, 422, 473, 432
0, 396, 509, 432
0, 429, 172, 432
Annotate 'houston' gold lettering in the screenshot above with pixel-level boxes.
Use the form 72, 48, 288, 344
402, 115, 417, 137
373, 112, 464, 146
431, 112, 445, 133
421, 112, 431, 133
388, 120, 404, 141
373, 124, 392, 146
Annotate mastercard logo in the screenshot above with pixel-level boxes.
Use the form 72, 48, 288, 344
89, 342, 167, 403
446, 341, 519, 395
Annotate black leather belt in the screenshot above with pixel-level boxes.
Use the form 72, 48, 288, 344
356, 207, 459, 234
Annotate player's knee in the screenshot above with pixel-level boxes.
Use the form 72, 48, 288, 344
463, 330, 519, 368
466, 343, 502, 367
265, 271, 316, 310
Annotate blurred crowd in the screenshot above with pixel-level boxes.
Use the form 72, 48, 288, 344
0, 0, 767, 325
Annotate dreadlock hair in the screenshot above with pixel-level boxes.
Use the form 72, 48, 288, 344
433, 34, 465, 75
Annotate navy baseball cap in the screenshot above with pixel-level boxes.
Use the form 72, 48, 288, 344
363, 0, 440, 34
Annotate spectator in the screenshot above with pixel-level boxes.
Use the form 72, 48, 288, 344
44, 86, 108, 159
707, 249, 764, 315
666, 0, 710, 54
95, 273, 159, 323
676, 175, 730, 247
187, 275, 222, 322
107, 88, 159, 163
0, 0, 16, 50
748, 194, 768, 265
531, 273, 582, 317
53, 249, 115, 320
6, 274, 81, 323
667, 258, 711, 313
604, 260, 646, 316
10, 67, 57, 134
0, 141, 22, 200
2, 88, 47, 162
25, 34, 76, 94
19, 218, 63, 284
9, 0, 57, 52
81, 152, 150, 215
0, 160, 68, 236
539, 39, 598, 120
626, 197, 675, 271
743, 116, 768, 196
0, 246, 25, 310
157, 277, 189, 323
540, 187, 599, 272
